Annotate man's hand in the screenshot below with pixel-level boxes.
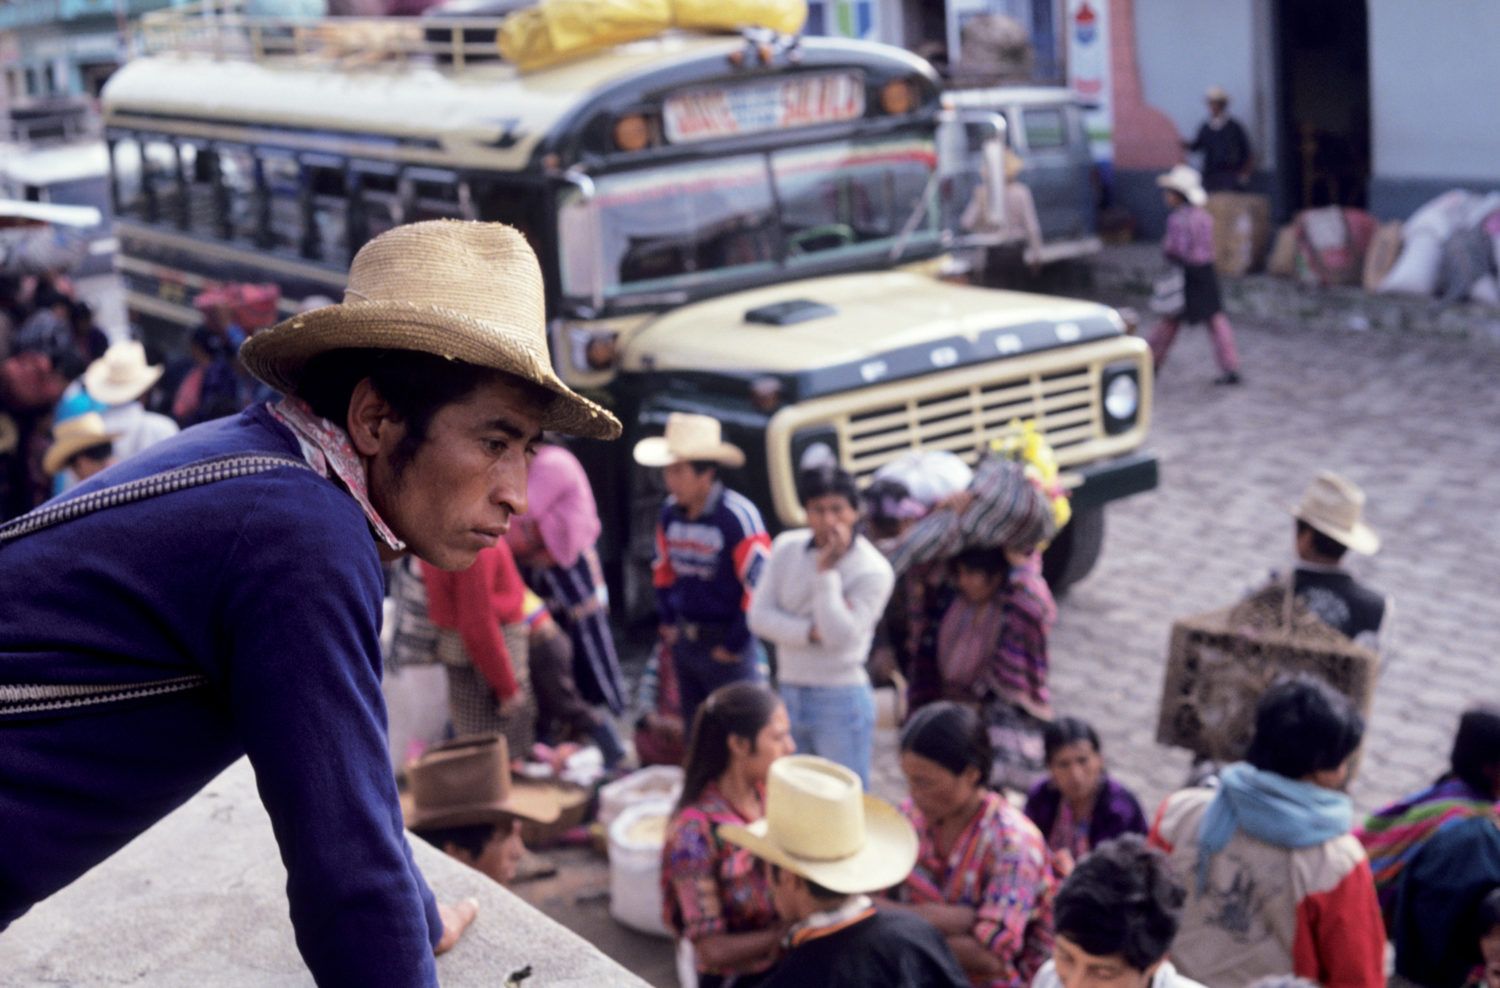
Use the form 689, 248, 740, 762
816, 522, 852, 572
435, 898, 479, 955
710, 646, 741, 665
658, 624, 679, 646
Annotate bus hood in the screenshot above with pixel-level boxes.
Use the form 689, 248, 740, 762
618, 271, 1124, 397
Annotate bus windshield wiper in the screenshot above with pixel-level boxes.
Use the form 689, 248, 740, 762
887, 168, 942, 265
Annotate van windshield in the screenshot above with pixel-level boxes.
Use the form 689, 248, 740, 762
559, 134, 940, 303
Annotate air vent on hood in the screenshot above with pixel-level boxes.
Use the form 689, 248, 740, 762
744, 299, 837, 326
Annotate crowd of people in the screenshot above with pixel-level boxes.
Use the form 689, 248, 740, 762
1, 219, 1496, 988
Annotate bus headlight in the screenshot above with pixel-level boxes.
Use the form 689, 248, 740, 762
1102, 366, 1140, 433
566, 325, 621, 371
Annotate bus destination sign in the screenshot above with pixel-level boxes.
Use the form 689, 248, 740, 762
663, 72, 866, 144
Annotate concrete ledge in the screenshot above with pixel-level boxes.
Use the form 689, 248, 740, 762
1039, 243, 1500, 345
0, 759, 649, 987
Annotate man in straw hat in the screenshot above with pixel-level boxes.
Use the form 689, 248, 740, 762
42, 410, 118, 489
404, 734, 560, 887
1183, 85, 1254, 192
1285, 470, 1389, 648
636, 411, 770, 729
0, 220, 621, 984
81, 339, 178, 461
720, 754, 968, 987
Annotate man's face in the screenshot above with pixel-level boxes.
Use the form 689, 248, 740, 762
368, 377, 544, 571
766, 862, 807, 923
1208, 98, 1227, 115
662, 461, 714, 509
804, 492, 857, 547
1052, 934, 1158, 988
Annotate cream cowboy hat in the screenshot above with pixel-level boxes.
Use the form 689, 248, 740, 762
82, 340, 164, 406
1290, 470, 1380, 555
42, 411, 119, 476
239, 221, 621, 441
633, 412, 745, 469
1157, 164, 1207, 207
1205, 85, 1229, 103
401, 734, 561, 831
718, 756, 918, 895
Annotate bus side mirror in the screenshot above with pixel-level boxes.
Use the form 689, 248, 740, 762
980, 134, 1006, 228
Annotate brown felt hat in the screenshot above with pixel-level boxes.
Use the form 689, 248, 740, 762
402, 734, 561, 831
239, 220, 621, 441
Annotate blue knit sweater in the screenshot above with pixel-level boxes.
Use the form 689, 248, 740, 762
0, 405, 441, 986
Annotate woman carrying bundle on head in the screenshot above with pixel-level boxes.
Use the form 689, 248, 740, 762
660, 681, 797, 988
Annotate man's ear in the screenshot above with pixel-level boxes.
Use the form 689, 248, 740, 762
346, 377, 394, 457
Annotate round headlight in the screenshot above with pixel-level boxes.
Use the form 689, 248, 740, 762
1104, 373, 1140, 421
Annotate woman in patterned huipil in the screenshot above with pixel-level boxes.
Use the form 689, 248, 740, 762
887, 702, 1056, 988
660, 682, 796, 988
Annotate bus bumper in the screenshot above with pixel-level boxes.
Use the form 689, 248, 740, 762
1068, 450, 1159, 512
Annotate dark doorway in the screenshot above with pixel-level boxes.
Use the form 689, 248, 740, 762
1274, 0, 1371, 213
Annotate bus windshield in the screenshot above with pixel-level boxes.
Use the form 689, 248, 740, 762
559, 133, 940, 304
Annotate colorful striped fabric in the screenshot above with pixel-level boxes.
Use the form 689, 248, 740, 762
1355, 776, 1497, 915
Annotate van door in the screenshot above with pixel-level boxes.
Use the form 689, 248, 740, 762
1012, 103, 1094, 244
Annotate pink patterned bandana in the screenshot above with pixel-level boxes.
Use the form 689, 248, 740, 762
268, 397, 406, 552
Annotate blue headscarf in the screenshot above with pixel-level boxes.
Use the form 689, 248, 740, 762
1196, 762, 1352, 892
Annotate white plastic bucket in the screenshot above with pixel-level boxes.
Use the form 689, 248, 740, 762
608, 797, 674, 938
598, 764, 683, 830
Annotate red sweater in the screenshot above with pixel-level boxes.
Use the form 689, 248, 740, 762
421, 544, 525, 701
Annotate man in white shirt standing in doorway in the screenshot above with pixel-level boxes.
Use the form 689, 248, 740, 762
749, 465, 894, 787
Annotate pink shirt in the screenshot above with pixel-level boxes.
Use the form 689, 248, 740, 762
505, 444, 600, 568
1162, 205, 1216, 267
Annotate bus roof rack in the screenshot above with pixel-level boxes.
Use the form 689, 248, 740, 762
138, 0, 516, 71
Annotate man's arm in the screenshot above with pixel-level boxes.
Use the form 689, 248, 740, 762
652, 511, 678, 630
217, 482, 444, 984
721, 498, 771, 655
747, 538, 814, 646
809, 551, 895, 651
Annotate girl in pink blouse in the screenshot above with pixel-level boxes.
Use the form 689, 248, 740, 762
661, 682, 796, 987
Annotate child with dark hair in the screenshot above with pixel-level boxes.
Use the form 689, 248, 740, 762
1149, 676, 1383, 986
886, 701, 1055, 987
1033, 835, 1206, 988
1025, 718, 1149, 877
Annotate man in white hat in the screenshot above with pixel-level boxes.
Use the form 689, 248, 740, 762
42, 411, 118, 490
1286, 471, 1390, 648
720, 755, 968, 987
81, 339, 179, 462
1182, 85, 1254, 192
0, 221, 622, 985
635, 412, 770, 729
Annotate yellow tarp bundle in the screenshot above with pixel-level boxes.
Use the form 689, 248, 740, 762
499, 0, 808, 72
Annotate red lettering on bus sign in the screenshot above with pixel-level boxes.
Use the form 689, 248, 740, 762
664, 72, 866, 144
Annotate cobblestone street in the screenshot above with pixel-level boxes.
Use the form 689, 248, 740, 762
516, 315, 1500, 985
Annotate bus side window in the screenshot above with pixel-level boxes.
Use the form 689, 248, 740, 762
260, 152, 305, 256
408, 174, 470, 223
218, 145, 266, 247
140, 139, 180, 227
306, 163, 349, 265
109, 136, 144, 219
354, 170, 403, 248
182, 144, 224, 237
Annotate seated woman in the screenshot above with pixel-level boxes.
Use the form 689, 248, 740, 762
887, 702, 1056, 987
1024, 718, 1149, 877
660, 682, 796, 987
936, 544, 1057, 791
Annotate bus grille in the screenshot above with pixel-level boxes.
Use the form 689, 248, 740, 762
838, 366, 1098, 481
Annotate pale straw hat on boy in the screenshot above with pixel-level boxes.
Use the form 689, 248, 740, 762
1157, 164, 1207, 207
1290, 470, 1380, 555
718, 755, 918, 895
239, 220, 621, 441
82, 340, 164, 406
42, 412, 119, 476
401, 734, 561, 831
633, 412, 745, 469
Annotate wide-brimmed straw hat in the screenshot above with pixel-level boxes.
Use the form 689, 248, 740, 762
1290, 470, 1380, 555
402, 734, 561, 831
82, 341, 164, 406
42, 411, 119, 476
633, 412, 745, 469
239, 221, 621, 441
1157, 164, 1207, 207
718, 756, 917, 895
1205, 85, 1229, 103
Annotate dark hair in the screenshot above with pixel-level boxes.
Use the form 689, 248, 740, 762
1044, 717, 1102, 764
675, 682, 782, 815
952, 544, 1009, 578
797, 465, 859, 510
1478, 886, 1500, 934
1244, 676, 1364, 780
862, 477, 912, 539
411, 818, 512, 859
298, 348, 544, 476
900, 702, 992, 786
686, 459, 718, 477
767, 863, 845, 904
1449, 705, 1500, 797
70, 441, 114, 465
1054, 835, 1184, 970
1295, 520, 1349, 561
